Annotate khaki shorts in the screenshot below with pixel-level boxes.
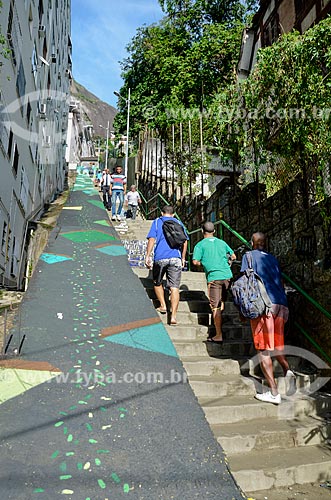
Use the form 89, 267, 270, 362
207, 280, 230, 311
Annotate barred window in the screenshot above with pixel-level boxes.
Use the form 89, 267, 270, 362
262, 13, 280, 47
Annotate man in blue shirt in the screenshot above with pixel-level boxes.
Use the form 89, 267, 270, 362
241, 232, 296, 404
145, 206, 188, 325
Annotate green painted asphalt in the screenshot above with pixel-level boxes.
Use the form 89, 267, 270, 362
0, 175, 245, 500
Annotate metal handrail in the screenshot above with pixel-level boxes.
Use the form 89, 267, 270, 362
140, 191, 331, 366
138, 191, 183, 223
216, 221, 331, 366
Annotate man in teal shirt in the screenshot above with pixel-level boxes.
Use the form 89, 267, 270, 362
193, 221, 236, 343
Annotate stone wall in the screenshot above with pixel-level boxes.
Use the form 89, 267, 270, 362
179, 178, 331, 361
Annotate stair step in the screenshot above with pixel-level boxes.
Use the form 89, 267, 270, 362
229, 444, 331, 492
235, 373, 316, 398
158, 311, 202, 325
132, 267, 206, 285
123, 220, 331, 495
188, 374, 256, 398
248, 483, 331, 500
166, 324, 209, 341
181, 356, 241, 376
211, 415, 331, 454
166, 323, 253, 345
141, 281, 208, 294
176, 300, 243, 315
199, 393, 331, 424
173, 339, 209, 357
261, 372, 318, 395
173, 338, 254, 358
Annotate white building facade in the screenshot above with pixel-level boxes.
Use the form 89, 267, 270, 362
0, 0, 72, 289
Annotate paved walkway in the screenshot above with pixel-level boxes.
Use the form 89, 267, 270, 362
0, 175, 245, 500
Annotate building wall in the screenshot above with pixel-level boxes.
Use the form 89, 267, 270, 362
179, 179, 331, 356
0, 0, 71, 289
278, 0, 296, 33
238, 0, 331, 77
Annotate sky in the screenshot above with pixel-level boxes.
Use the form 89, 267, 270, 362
71, 0, 164, 108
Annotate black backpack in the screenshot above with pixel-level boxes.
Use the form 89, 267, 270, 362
160, 218, 187, 249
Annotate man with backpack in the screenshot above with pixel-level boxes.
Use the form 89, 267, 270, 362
240, 232, 296, 404
192, 222, 236, 344
145, 205, 189, 325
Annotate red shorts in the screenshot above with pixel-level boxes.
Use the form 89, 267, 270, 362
250, 305, 289, 351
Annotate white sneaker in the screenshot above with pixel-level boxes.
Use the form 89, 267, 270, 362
116, 215, 121, 221
285, 370, 297, 396
112, 215, 116, 221
255, 391, 281, 405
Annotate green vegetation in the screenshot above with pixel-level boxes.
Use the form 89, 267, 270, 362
0, 1, 10, 70
239, 18, 331, 202
114, 2, 331, 204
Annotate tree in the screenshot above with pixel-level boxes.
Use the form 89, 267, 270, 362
159, 0, 258, 28
113, 0, 258, 196
115, 17, 244, 134
240, 18, 331, 204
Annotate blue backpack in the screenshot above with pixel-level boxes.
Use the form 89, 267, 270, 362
231, 251, 272, 319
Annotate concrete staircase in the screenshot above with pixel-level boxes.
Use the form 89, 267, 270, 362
120, 218, 331, 497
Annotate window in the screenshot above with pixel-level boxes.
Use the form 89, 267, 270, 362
262, 13, 280, 47
43, 37, 47, 59
31, 45, 38, 84
1, 221, 8, 255
7, 3, 22, 67
12, 143, 19, 175
20, 166, 29, 211
16, 59, 26, 100
38, 0, 44, 24
0, 92, 10, 154
10, 236, 18, 277
7, 4, 16, 66
26, 100, 32, 125
7, 130, 13, 159
29, 6, 33, 38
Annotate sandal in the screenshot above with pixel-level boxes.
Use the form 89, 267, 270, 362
207, 337, 223, 344
156, 307, 167, 314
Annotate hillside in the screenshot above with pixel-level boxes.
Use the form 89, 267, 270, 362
71, 80, 117, 138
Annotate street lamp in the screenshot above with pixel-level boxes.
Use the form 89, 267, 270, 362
99, 121, 109, 168
114, 88, 131, 178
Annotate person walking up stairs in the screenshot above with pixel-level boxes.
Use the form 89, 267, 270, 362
120, 215, 331, 499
